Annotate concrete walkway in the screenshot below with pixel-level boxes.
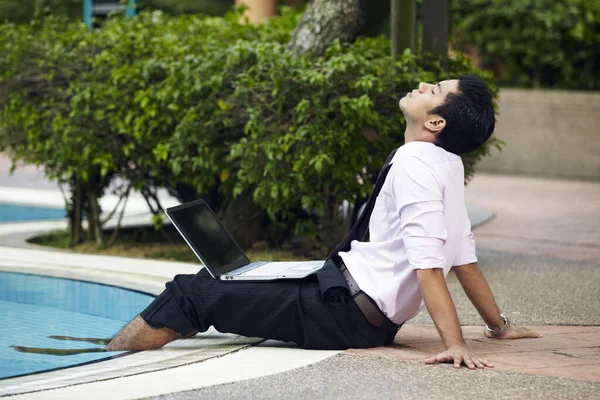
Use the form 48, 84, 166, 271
156, 173, 600, 399
466, 173, 600, 264
1, 154, 599, 398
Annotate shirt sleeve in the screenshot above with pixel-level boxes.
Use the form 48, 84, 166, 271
393, 156, 447, 270
453, 213, 478, 266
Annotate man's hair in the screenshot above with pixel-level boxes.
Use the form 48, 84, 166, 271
431, 75, 495, 155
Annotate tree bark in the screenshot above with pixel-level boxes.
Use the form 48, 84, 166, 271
108, 185, 131, 247
363, 0, 390, 37
288, 0, 367, 57
422, 0, 448, 69
88, 191, 103, 247
391, 0, 416, 58
219, 192, 270, 250
71, 181, 83, 246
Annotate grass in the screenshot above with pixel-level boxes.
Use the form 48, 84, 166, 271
29, 226, 309, 263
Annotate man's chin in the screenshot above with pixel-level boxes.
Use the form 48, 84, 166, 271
398, 98, 408, 112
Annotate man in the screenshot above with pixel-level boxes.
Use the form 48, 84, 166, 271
107, 76, 541, 369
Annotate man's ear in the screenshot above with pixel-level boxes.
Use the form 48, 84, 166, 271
424, 115, 446, 134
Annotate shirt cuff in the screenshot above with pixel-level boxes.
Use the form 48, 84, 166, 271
453, 235, 478, 266
405, 239, 446, 270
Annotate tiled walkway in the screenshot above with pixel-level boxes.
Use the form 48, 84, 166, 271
346, 173, 600, 383
348, 325, 600, 382
466, 174, 600, 264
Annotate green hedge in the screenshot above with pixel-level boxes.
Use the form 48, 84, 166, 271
0, 9, 500, 249
451, 0, 600, 89
0, 0, 233, 23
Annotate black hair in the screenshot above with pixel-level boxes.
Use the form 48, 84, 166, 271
431, 75, 496, 155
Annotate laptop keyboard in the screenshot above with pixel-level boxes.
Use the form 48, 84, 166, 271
240, 263, 299, 276
238, 261, 324, 276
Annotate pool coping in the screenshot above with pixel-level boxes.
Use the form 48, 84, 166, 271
0, 185, 343, 398
0, 245, 341, 399
0, 183, 496, 399
0, 185, 274, 396
0, 243, 274, 396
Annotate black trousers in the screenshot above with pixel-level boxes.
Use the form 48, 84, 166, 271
140, 259, 395, 350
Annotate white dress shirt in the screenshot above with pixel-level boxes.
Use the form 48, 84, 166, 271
338, 141, 477, 325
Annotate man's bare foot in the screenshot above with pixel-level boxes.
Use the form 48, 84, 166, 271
11, 346, 107, 355
48, 336, 112, 345
106, 316, 183, 351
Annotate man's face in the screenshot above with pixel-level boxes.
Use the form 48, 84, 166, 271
399, 80, 459, 124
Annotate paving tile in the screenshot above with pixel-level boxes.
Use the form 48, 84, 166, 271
505, 335, 597, 351
519, 364, 600, 382
553, 331, 600, 345
529, 326, 600, 335
486, 350, 599, 370
467, 174, 600, 263
347, 324, 600, 383
393, 324, 440, 342
556, 347, 600, 359
461, 339, 522, 354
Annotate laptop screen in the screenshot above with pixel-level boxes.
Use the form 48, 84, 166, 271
167, 201, 250, 275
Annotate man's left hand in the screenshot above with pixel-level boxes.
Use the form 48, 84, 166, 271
485, 325, 543, 339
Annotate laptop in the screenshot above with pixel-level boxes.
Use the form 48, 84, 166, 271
165, 199, 324, 281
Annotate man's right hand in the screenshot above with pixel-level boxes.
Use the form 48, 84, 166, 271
425, 344, 494, 369
485, 325, 543, 339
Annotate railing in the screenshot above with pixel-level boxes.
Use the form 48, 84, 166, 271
83, 0, 136, 27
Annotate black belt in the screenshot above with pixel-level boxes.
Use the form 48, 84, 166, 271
336, 259, 401, 335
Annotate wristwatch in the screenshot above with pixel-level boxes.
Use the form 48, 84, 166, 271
485, 313, 510, 337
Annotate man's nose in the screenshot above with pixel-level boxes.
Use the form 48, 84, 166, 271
418, 82, 431, 93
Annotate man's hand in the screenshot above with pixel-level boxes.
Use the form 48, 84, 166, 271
425, 344, 494, 369
484, 325, 543, 339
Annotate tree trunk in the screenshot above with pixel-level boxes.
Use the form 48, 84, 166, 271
70, 181, 83, 246
88, 191, 103, 247
108, 185, 131, 247
219, 192, 270, 250
422, 0, 448, 69
391, 0, 416, 58
363, 0, 390, 37
288, 0, 367, 57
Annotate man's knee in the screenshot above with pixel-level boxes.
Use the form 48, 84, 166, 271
106, 315, 182, 351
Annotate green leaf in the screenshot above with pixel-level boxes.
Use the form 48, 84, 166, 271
217, 98, 229, 111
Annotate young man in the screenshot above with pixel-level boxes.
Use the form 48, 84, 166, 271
107, 76, 541, 369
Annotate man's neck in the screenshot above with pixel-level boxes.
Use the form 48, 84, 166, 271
404, 126, 436, 144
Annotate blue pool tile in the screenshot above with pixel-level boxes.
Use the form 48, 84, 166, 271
0, 203, 66, 223
0, 272, 154, 379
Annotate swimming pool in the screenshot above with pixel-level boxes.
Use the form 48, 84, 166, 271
0, 203, 66, 223
0, 271, 154, 380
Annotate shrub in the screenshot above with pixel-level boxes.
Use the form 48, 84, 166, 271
0, 9, 500, 252
450, 0, 600, 89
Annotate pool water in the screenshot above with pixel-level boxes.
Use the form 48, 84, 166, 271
0, 272, 154, 380
0, 203, 66, 223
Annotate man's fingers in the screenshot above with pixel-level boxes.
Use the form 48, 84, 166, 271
454, 357, 462, 369
527, 330, 543, 338
426, 351, 495, 370
425, 353, 451, 364
473, 357, 485, 369
424, 356, 437, 364
517, 327, 543, 339
464, 356, 476, 369
480, 357, 494, 367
